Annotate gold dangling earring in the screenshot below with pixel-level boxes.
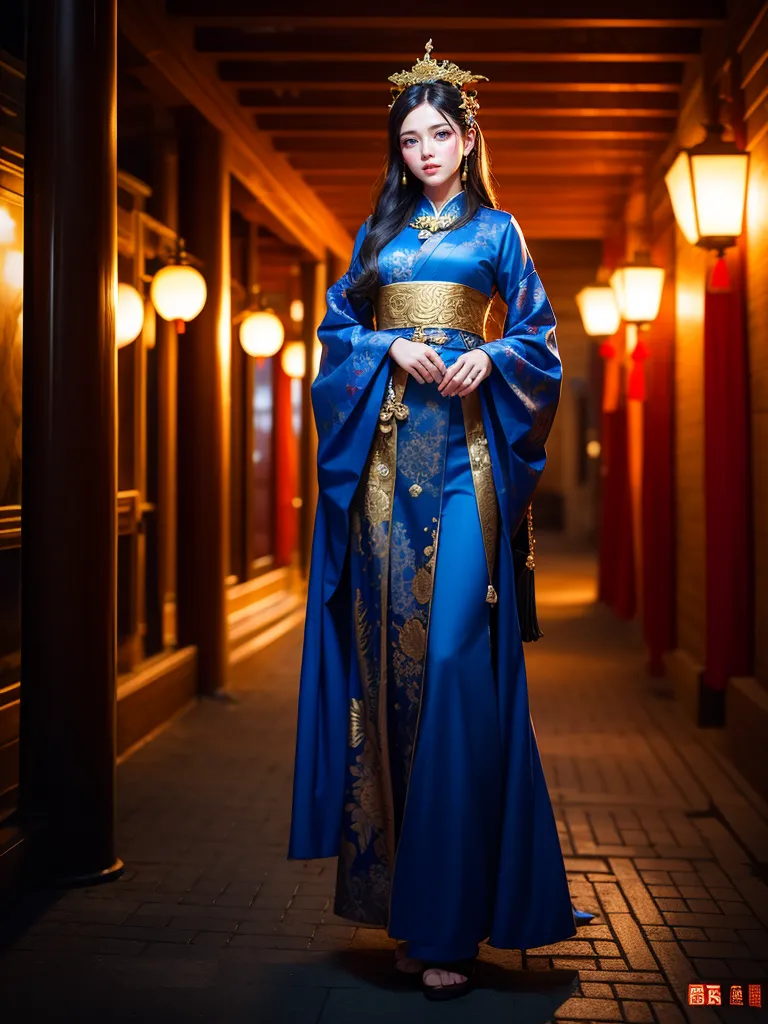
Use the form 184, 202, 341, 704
461, 155, 468, 183
401, 164, 407, 186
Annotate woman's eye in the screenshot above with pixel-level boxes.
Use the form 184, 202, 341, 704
436, 130, 450, 139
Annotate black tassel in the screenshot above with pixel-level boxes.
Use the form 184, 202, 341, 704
516, 564, 543, 642
511, 502, 544, 643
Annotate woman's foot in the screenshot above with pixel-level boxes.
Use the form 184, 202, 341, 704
394, 941, 425, 975
421, 959, 476, 1001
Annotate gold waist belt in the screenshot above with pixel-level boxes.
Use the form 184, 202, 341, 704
376, 281, 492, 337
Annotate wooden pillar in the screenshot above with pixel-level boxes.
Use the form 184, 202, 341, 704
149, 131, 179, 649
176, 117, 230, 695
19, 0, 122, 883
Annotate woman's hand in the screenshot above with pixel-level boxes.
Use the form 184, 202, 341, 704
389, 337, 446, 384
438, 349, 492, 397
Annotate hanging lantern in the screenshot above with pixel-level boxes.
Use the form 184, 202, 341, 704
289, 299, 304, 323
280, 340, 306, 379
240, 310, 285, 358
575, 285, 621, 338
610, 253, 665, 326
116, 282, 145, 348
665, 124, 749, 252
149, 238, 207, 334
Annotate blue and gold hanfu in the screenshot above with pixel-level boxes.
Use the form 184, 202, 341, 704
288, 189, 576, 960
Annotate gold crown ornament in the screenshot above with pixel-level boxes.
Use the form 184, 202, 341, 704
387, 39, 489, 129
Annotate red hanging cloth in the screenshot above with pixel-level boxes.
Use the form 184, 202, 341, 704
703, 255, 752, 691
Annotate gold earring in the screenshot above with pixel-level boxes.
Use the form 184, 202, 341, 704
401, 164, 407, 186
461, 155, 468, 183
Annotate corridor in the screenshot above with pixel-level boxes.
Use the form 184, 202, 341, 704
0, 538, 766, 1022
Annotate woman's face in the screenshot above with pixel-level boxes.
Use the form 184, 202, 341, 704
398, 101, 476, 188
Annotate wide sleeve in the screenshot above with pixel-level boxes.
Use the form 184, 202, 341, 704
477, 214, 563, 537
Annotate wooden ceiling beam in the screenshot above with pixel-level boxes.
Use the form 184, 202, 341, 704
165, 0, 726, 26
220, 61, 684, 86
217, 51, 697, 67
194, 27, 703, 60
238, 80, 681, 95
118, 0, 353, 260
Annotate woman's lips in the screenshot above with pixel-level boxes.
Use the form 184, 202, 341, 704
423, 165, 440, 174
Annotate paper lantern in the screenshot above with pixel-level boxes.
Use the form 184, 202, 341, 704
280, 340, 306, 379
289, 299, 304, 323
665, 125, 749, 253
610, 257, 665, 325
116, 283, 145, 348
575, 285, 620, 337
150, 263, 207, 333
240, 310, 285, 358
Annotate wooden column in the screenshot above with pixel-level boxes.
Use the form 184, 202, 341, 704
19, 0, 122, 882
149, 131, 179, 649
176, 116, 230, 694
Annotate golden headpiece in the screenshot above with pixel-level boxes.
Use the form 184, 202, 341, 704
387, 39, 489, 129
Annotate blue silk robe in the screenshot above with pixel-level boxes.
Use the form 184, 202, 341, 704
288, 189, 576, 960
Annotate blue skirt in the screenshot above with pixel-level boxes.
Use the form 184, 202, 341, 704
387, 392, 502, 961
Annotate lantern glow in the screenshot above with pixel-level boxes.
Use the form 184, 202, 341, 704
280, 340, 306, 379
610, 260, 665, 325
664, 126, 749, 252
289, 299, 304, 323
0, 206, 16, 244
116, 283, 145, 348
239, 310, 285, 358
150, 263, 207, 331
575, 285, 620, 337
3, 250, 23, 289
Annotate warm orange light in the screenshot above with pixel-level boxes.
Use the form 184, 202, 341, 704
575, 285, 620, 337
116, 283, 145, 348
665, 126, 749, 252
240, 310, 285, 358
280, 340, 306, 379
0, 206, 16, 244
289, 299, 304, 323
3, 249, 23, 289
150, 263, 207, 328
610, 259, 665, 325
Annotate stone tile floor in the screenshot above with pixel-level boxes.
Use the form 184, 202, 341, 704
1, 535, 768, 1021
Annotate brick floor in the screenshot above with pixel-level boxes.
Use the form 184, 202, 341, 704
1, 535, 767, 1021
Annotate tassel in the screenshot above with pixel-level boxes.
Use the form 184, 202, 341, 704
627, 336, 650, 402
710, 255, 730, 291
598, 339, 616, 359
511, 504, 544, 642
516, 562, 543, 642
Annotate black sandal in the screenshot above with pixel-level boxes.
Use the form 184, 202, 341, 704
421, 957, 477, 1001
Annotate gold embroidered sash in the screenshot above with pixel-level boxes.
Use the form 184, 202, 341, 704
376, 281, 492, 337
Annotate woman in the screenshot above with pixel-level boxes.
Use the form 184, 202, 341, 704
288, 41, 580, 1001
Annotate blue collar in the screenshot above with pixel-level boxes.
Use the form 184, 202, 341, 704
414, 189, 467, 220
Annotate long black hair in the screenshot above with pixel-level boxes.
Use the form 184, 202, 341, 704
345, 81, 499, 307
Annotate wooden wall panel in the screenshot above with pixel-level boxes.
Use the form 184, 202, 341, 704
673, 235, 708, 666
